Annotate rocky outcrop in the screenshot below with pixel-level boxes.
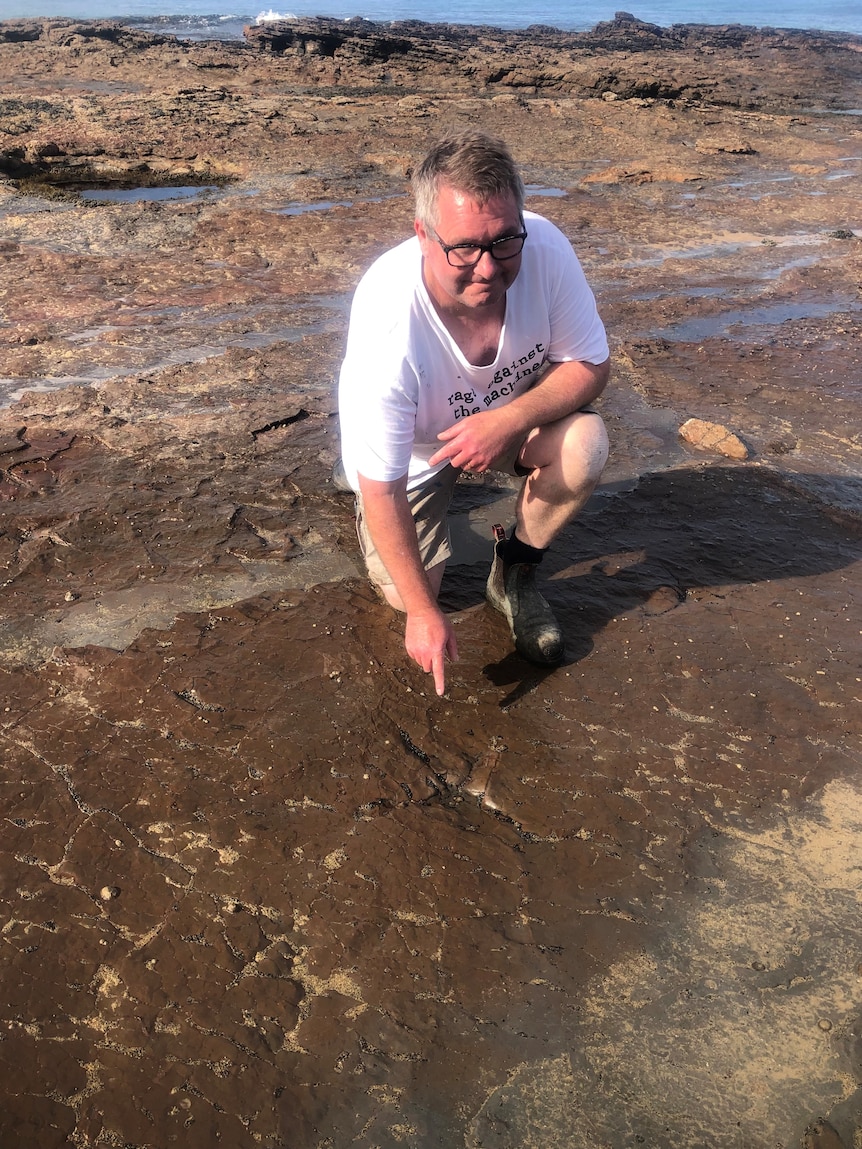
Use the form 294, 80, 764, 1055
243, 12, 862, 58
240, 14, 862, 106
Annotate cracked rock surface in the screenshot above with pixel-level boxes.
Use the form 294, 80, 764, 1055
0, 16, 861, 1149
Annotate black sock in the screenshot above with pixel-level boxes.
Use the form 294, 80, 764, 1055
496, 528, 546, 567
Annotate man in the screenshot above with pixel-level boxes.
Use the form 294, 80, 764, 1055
338, 131, 610, 696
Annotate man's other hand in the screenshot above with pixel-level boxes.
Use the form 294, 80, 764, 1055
429, 407, 521, 474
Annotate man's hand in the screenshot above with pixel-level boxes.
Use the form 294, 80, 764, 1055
429, 407, 523, 473
404, 607, 459, 696
429, 359, 611, 474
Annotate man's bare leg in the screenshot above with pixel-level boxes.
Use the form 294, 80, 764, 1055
486, 410, 608, 664
514, 410, 609, 548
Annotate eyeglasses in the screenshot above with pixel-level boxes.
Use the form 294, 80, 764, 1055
431, 229, 528, 268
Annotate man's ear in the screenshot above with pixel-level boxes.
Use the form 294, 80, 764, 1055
414, 218, 430, 251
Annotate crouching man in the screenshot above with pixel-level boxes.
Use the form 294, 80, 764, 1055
337, 130, 610, 695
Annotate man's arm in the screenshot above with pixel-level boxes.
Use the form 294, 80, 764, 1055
358, 473, 458, 697
429, 357, 610, 473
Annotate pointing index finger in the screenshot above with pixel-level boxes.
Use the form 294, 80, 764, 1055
431, 651, 446, 697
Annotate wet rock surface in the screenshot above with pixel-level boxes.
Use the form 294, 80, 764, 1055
0, 16, 860, 1149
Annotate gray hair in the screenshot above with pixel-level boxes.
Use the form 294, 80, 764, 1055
412, 130, 525, 229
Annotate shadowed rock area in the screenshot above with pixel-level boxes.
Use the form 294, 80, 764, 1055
0, 15, 860, 1149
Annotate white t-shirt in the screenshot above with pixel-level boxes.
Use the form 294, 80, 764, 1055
338, 210, 609, 491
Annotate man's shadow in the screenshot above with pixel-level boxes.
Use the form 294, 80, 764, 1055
439, 464, 861, 706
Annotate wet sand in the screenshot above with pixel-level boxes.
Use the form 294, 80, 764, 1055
0, 16, 861, 1148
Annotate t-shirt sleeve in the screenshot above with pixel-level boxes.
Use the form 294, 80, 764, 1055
337, 267, 419, 485
540, 219, 609, 365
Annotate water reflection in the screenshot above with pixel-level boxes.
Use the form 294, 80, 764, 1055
78, 185, 222, 203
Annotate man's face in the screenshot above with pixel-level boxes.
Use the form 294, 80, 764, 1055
415, 184, 524, 315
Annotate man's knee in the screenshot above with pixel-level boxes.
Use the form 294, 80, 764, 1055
561, 411, 609, 487
519, 410, 608, 490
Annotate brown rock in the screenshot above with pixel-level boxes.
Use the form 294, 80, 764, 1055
679, 417, 750, 459
695, 136, 757, 154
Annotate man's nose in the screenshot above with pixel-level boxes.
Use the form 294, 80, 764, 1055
474, 249, 499, 274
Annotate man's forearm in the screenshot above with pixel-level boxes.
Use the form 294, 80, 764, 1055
358, 475, 440, 615
357, 473, 458, 696
505, 357, 610, 437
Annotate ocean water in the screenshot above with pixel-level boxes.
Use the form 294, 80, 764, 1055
0, 0, 860, 36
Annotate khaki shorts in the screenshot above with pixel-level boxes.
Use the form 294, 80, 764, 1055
355, 465, 460, 586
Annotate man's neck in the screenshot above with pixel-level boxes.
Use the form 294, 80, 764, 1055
422, 268, 505, 367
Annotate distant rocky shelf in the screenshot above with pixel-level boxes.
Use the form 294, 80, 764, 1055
243, 10, 862, 54
1, 12, 860, 113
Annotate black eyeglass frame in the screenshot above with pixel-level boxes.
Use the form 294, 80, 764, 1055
430, 228, 529, 268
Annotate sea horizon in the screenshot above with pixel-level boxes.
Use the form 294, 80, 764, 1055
1, 0, 861, 37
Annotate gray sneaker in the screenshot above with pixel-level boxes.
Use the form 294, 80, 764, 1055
486, 547, 565, 665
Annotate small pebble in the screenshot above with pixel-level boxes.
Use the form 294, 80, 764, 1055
818, 1019, 833, 1032
100, 885, 120, 901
